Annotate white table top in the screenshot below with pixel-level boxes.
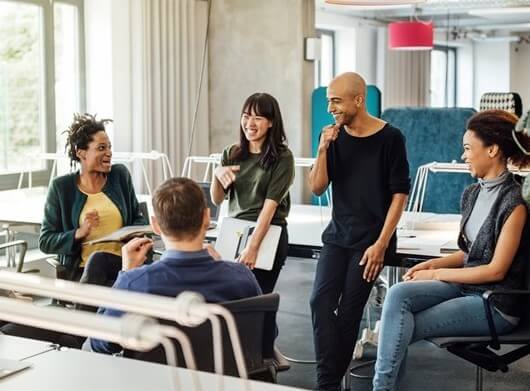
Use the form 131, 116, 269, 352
0, 187, 460, 259
0, 335, 56, 361
0, 187, 48, 228
1, 348, 304, 391
210, 205, 460, 259
0, 187, 151, 230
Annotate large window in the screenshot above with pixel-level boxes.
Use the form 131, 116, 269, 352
315, 29, 335, 88
0, 0, 84, 188
430, 46, 456, 108
54, 1, 84, 153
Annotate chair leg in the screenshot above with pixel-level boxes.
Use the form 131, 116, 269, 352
475, 366, 483, 391
341, 367, 351, 391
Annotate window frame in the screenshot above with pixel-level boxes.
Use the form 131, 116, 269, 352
0, 0, 86, 190
431, 44, 457, 108
315, 28, 335, 88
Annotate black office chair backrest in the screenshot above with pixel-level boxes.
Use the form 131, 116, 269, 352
479, 92, 523, 117
123, 293, 279, 377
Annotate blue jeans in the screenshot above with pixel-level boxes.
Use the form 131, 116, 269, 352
373, 280, 516, 391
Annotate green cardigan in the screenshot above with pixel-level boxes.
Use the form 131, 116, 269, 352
39, 164, 147, 276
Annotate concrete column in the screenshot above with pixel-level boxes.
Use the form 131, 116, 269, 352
209, 0, 315, 202
511, 41, 530, 113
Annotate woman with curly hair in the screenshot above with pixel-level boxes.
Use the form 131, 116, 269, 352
373, 109, 530, 391
39, 113, 148, 282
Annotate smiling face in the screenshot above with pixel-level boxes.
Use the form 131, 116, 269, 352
461, 130, 496, 178
77, 130, 112, 173
326, 77, 364, 127
240, 107, 272, 149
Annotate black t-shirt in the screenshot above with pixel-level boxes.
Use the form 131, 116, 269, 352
322, 123, 410, 253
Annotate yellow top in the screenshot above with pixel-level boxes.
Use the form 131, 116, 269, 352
79, 191, 123, 267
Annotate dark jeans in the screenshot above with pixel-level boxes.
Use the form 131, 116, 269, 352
310, 244, 378, 391
80, 251, 122, 287
74, 251, 122, 312
252, 226, 288, 294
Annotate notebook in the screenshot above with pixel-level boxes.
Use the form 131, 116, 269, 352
84, 225, 153, 245
214, 217, 281, 270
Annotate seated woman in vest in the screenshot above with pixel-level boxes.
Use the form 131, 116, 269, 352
39, 113, 146, 283
373, 109, 530, 391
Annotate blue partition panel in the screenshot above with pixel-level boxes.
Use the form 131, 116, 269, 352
311, 85, 382, 205
382, 107, 477, 214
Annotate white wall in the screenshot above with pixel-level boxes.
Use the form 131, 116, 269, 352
354, 27, 377, 85
473, 42, 511, 109
511, 41, 530, 113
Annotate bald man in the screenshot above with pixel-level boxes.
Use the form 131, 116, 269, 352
309, 72, 410, 391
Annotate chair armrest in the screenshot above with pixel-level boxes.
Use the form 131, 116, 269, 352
43, 257, 70, 280
45, 257, 61, 268
482, 289, 530, 349
0, 240, 27, 273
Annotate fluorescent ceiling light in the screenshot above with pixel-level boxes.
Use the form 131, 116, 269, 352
470, 35, 520, 43
334, 4, 414, 10
468, 7, 530, 16
325, 0, 425, 5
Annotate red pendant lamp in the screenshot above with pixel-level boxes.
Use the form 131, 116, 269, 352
388, 21, 433, 50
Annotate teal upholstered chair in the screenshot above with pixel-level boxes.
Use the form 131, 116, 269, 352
382, 107, 476, 214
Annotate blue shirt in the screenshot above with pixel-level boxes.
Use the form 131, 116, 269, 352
90, 249, 262, 353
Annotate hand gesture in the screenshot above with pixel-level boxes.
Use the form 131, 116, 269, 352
121, 237, 153, 271
76, 210, 99, 240
359, 241, 386, 283
403, 260, 433, 281
214, 165, 240, 190
238, 245, 258, 269
318, 124, 340, 153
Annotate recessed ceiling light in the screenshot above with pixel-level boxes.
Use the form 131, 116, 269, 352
329, 4, 414, 10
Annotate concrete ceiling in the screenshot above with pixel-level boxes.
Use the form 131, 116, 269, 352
316, 0, 530, 32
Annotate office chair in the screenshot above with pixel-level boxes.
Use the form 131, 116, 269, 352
480, 92, 523, 117
0, 240, 27, 273
428, 256, 530, 391
123, 293, 288, 382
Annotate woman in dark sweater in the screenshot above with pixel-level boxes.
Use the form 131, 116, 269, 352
39, 113, 147, 282
373, 110, 530, 391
